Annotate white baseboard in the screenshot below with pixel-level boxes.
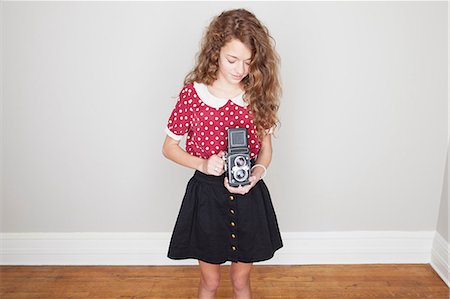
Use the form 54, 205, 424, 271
430, 231, 450, 287
1, 231, 436, 267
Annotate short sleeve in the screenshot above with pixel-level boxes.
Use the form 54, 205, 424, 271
165, 88, 193, 140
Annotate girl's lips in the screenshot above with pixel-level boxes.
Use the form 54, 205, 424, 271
232, 74, 243, 80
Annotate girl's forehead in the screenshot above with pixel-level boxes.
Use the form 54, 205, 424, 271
221, 39, 252, 60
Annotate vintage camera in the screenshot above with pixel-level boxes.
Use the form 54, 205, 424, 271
223, 128, 252, 187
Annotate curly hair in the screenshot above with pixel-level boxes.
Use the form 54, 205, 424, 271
184, 9, 281, 139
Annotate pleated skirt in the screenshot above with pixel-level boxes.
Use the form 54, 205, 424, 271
167, 170, 283, 264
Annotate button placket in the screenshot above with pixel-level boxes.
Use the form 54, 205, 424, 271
228, 194, 239, 257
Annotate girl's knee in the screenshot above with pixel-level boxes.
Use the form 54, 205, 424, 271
198, 260, 221, 292
230, 273, 250, 291
201, 275, 220, 292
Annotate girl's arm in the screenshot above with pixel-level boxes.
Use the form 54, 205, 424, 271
251, 133, 273, 180
162, 135, 225, 175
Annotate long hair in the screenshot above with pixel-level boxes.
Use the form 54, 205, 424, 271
184, 9, 281, 139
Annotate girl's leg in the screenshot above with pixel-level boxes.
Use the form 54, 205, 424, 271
198, 260, 221, 299
230, 262, 253, 299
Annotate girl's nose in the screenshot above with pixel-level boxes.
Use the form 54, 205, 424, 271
236, 62, 245, 75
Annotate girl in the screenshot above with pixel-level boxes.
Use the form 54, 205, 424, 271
162, 8, 283, 299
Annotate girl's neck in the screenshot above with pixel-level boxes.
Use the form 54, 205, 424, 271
208, 79, 244, 99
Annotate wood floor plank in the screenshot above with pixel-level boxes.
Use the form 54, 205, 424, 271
0, 264, 448, 299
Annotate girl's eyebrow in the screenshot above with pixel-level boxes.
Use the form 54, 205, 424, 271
226, 54, 252, 61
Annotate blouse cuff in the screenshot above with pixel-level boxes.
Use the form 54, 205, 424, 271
265, 126, 274, 135
165, 127, 184, 141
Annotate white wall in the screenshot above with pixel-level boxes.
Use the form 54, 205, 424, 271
1, 2, 447, 235
434, 0, 449, 244
0, 0, 4, 234
436, 146, 448, 242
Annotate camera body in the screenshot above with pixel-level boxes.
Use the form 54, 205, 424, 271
223, 128, 252, 187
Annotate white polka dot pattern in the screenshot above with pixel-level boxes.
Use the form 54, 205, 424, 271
166, 83, 261, 159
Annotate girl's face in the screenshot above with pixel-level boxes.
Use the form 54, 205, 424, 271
217, 38, 252, 87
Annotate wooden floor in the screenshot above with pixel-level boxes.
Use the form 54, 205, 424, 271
0, 264, 448, 299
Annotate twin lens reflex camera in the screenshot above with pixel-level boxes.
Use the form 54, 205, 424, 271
223, 128, 252, 187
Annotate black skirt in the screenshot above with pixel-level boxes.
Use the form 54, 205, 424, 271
167, 170, 283, 264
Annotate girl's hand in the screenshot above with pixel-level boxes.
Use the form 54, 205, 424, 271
224, 175, 259, 195
200, 151, 226, 176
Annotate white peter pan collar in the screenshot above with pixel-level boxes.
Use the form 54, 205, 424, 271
194, 82, 247, 109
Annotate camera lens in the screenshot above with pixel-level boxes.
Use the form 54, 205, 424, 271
234, 168, 248, 182
234, 156, 246, 167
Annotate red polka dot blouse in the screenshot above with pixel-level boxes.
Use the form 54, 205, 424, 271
165, 82, 261, 160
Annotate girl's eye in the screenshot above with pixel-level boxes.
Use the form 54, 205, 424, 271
227, 60, 236, 64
